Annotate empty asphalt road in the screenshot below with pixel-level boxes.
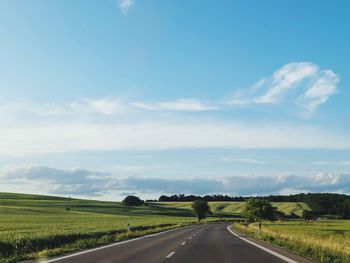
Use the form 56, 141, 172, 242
36, 224, 312, 263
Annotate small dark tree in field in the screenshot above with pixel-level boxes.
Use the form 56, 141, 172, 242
341, 200, 350, 219
191, 200, 210, 222
122, 195, 144, 206
275, 210, 286, 221
244, 198, 276, 230
302, 209, 315, 221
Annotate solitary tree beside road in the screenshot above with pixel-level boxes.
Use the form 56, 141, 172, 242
244, 198, 276, 230
191, 200, 210, 222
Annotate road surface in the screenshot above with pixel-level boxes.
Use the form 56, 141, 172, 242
36, 223, 312, 263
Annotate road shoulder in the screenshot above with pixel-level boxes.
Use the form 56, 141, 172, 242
227, 225, 314, 263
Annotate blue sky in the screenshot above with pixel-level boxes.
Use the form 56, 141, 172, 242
0, 0, 350, 200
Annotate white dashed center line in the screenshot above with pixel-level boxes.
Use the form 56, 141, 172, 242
181, 242, 186, 245
188, 237, 192, 240
166, 251, 175, 258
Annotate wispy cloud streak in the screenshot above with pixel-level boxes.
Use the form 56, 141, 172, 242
118, 0, 134, 15
132, 99, 218, 111
226, 62, 339, 117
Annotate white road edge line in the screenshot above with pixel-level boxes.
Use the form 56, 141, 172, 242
227, 226, 298, 263
166, 251, 176, 258
40, 226, 192, 263
181, 242, 186, 245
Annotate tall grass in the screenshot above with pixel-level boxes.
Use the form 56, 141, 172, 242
234, 221, 350, 263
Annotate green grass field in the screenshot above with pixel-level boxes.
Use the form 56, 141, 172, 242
159, 201, 309, 217
0, 192, 335, 263
234, 220, 350, 263
0, 193, 236, 262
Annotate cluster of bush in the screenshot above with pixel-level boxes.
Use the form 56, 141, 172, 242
122, 196, 144, 206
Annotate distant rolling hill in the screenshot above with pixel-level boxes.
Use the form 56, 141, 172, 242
158, 201, 310, 217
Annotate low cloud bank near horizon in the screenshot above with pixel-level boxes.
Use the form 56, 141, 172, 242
1, 165, 349, 198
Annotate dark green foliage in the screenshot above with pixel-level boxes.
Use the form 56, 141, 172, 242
122, 196, 144, 206
0, 241, 13, 257
244, 198, 276, 230
341, 199, 350, 218
191, 200, 210, 222
284, 212, 299, 219
275, 210, 286, 220
302, 193, 350, 217
266, 193, 350, 218
302, 209, 316, 221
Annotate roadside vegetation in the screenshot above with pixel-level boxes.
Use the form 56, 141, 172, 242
243, 198, 276, 230
233, 197, 350, 263
234, 220, 350, 263
191, 200, 210, 222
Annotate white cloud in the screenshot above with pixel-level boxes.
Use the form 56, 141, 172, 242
118, 0, 134, 15
314, 160, 350, 166
1, 165, 350, 197
99, 172, 350, 196
0, 165, 114, 196
131, 102, 158, 111
71, 98, 126, 115
4, 98, 216, 116
0, 98, 128, 120
226, 62, 339, 117
220, 157, 267, 164
254, 62, 318, 104
296, 69, 339, 117
132, 99, 218, 112
0, 121, 349, 154
0, 89, 347, 155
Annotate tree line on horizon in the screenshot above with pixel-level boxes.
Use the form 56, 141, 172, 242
157, 193, 350, 218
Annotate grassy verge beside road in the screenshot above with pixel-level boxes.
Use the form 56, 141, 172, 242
233, 220, 350, 263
